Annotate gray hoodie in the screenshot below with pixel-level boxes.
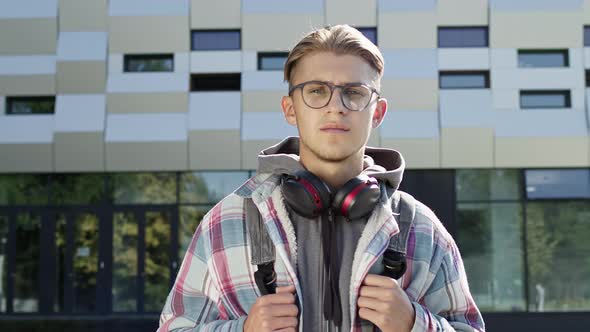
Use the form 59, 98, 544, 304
257, 137, 405, 331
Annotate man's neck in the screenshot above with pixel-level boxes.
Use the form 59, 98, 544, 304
299, 150, 365, 190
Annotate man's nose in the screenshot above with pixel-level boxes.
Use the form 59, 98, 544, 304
325, 88, 348, 113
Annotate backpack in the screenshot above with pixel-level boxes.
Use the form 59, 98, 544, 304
246, 190, 416, 295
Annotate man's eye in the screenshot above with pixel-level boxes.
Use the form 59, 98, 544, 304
309, 88, 325, 94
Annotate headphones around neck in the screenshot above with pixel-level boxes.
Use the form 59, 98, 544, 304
281, 170, 381, 220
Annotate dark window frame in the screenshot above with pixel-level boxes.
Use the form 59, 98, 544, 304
190, 73, 241, 92
6, 96, 56, 115
517, 49, 569, 68
584, 26, 590, 46
437, 26, 489, 48
123, 54, 174, 73
439, 70, 490, 89
519, 90, 571, 109
257, 52, 289, 71
190, 29, 241, 51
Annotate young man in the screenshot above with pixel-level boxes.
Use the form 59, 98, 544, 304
158, 25, 485, 332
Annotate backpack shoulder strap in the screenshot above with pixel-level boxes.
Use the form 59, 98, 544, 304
388, 190, 416, 254
245, 197, 276, 294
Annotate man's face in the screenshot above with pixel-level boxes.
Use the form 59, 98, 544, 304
281, 51, 387, 163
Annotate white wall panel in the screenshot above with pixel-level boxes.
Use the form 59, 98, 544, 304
105, 113, 187, 142
0, 56, 56, 75
438, 49, 490, 70
242, 71, 287, 91
107, 73, 188, 92
490, 0, 582, 11
382, 49, 437, 79
440, 90, 493, 126
380, 111, 439, 138
0, 115, 54, 143
190, 51, 242, 73
493, 109, 587, 137
189, 92, 241, 130
378, 0, 436, 11
55, 95, 106, 132
242, 112, 297, 140
242, 51, 258, 71
109, 0, 188, 16
242, 0, 322, 13
0, 0, 58, 18
57, 32, 107, 62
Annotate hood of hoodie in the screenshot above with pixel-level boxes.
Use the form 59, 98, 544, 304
257, 136, 405, 192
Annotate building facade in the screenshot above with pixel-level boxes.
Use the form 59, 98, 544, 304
1, 0, 590, 331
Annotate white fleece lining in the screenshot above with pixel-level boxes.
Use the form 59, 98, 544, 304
348, 195, 397, 328
270, 185, 298, 272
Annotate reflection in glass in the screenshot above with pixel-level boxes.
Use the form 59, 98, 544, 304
52, 174, 104, 205
191, 30, 241, 50
520, 90, 570, 109
526, 201, 590, 311
258, 53, 288, 71
110, 173, 176, 205
14, 213, 41, 312
438, 27, 488, 47
144, 211, 170, 312
124, 54, 173, 72
55, 215, 66, 312
457, 203, 525, 312
179, 206, 210, 259
439, 72, 488, 89
73, 213, 99, 312
113, 212, 137, 312
456, 169, 521, 202
518, 50, 568, 68
0, 216, 7, 312
0, 175, 49, 205
525, 169, 590, 199
180, 172, 249, 204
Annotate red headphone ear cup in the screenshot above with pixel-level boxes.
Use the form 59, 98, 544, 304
281, 171, 332, 218
332, 176, 380, 219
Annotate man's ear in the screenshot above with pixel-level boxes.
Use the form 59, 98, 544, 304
281, 95, 297, 126
372, 97, 387, 128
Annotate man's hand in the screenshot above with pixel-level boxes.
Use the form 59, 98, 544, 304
244, 285, 299, 332
358, 274, 415, 332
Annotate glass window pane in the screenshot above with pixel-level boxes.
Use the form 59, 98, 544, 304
526, 201, 590, 311
144, 211, 170, 312
52, 174, 105, 205
456, 169, 522, 202
357, 27, 377, 44
180, 172, 249, 204
518, 50, 568, 68
0, 175, 49, 205
0, 215, 7, 313
457, 203, 526, 312
190, 73, 241, 91
113, 212, 137, 312
179, 206, 211, 259
585, 26, 590, 46
73, 213, 99, 313
6, 97, 55, 115
110, 173, 176, 205
520, 90, 571, 109
438, 27, 488, 47
14, 213, 41, 312
54, 215, 66, 313
191, 30, 241, 50
258, 53, 288, 71
439, 72, 488, 89
525, 169, 590, 199
124, 54, 173, 72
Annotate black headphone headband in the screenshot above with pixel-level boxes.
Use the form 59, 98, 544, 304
281, 170, 381, 219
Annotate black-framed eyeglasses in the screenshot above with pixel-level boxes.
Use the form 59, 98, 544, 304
288, 80, 380, 112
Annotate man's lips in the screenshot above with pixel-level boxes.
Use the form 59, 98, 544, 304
320, 124, 350, 132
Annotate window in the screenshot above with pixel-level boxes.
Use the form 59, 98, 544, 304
357, 27, 377, 45
438, 27, 488, 47
6, 97, 55, 115
191, 30, 241, 51
584, 26, 590, 46
520, 90, 571, 109
518, 50, 568, 68
190, 73, 241, 91
586, 70, 590, 86
525, 169, 590, 199
123, 54, 173, 72
257, 52, 288, 71
439, 71, 490, 89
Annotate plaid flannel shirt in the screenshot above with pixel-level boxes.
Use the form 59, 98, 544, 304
158, 173, 485, 332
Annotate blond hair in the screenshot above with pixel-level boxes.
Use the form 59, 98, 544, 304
283, 25, 384, 86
